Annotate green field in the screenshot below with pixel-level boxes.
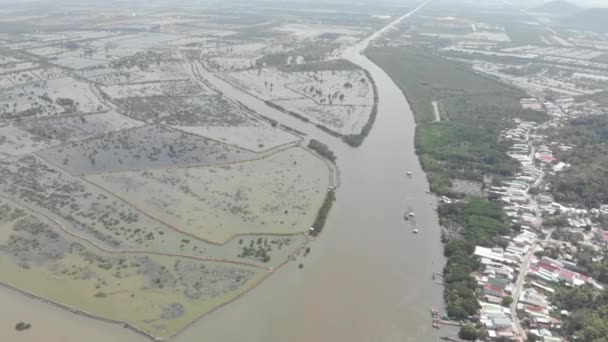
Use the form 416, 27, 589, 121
439, 198, 510, 319
547, 116, 608, 208
366, 46, 545, 195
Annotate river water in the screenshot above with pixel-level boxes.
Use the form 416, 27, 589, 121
2, 2, 455, 341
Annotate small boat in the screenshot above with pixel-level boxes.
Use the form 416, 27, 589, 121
412, 229, 419, 234
408, 211, 415, 217
407, 171, 412, 176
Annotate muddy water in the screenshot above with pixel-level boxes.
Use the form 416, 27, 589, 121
1, 2, 455, 341
174, 3, 452, 341
0, 285, 136, 342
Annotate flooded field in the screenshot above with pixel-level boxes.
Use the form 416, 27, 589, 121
114, 95, 253, 127
100, 80, 214, 98
0, 77, 107, 120
39, 124, 259, 174
0, 199, 266, 340
0, 2, 447, 342
221, 63, 374, 134
87, 147, 328, 243
0, 112, 143, 159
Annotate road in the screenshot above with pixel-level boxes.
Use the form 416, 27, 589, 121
510, 224, 553, 341
510, 243, 535, 341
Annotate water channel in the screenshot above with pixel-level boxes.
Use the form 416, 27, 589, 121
1, 2, 457, 341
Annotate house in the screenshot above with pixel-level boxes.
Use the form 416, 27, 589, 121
488, 277, 510, 290
492, 317, 512, 329
483, 284, 505, 298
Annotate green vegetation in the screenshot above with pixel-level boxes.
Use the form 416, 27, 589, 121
366, 46, 545, 195
310, 190, 336, 237
15, 322, 31, 331
342, 69, 379, 147
571, 245, 608, 284
238, 238, 271, 263
439, 198, 509, 319
554, 285, 608, 342
459, 324, 479, 341
548, 116, 608, 207
308, 139, 336, 163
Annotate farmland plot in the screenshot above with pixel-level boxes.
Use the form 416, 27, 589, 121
273, 98, 372, 134
54, 56, 110, 70
222, 67, 308, 100
0, 77, 107, 120
87, 147, 329, 244
126, 62, 192, 83
224, 66, 374, 134
0, 155, 288, 259
174, 123, 299, 152
100, 80, 215, 98
291, 69, 374, 106
39, 124, 258, 174
115, 95, 252, 126
0, 111, 144, 158
0, 200, 266, 339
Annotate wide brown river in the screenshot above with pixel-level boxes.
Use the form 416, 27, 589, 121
1, 2, 456, 341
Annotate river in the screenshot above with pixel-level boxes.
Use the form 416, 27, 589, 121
2, 2, 455, 341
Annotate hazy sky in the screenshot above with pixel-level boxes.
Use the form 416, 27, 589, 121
0, 0, 607, 9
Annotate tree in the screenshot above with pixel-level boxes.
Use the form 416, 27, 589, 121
501, 296, 513, 307
527, 333, 539, 342
15, 322, 31, 331
459, 324, 479, 341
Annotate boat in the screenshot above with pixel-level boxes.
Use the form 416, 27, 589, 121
408, 211, 415, 217
412, 229, 419, 234
406, 171, 412, 176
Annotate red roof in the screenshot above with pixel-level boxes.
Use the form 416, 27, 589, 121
537, 262, 560, 273
539, 155, 556, 161
602, 231, 608, 241
526, 306, 544, 313
558, 269, 575, 281
484, 284, 504, 295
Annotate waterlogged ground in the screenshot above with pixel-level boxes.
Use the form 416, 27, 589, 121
86, 147, 328, 244
0, 153, 317, 264
220, 64, 374, 134
0, 112, 143, 159
0, 199, 267, 339
39, 125, 259, 174
0, 5, 373, 340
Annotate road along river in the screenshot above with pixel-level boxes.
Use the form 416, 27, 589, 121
1, 2, 455, 341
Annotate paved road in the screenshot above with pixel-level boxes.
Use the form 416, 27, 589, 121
510, 243, 535, 341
